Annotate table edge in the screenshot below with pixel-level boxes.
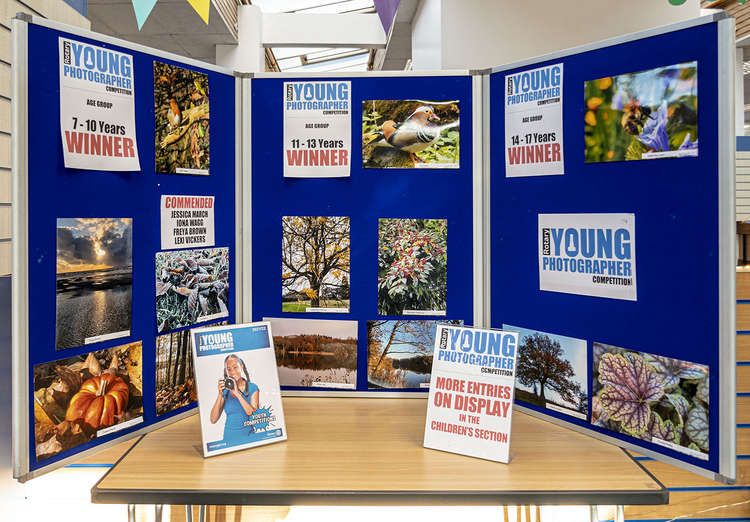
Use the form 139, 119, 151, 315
90, 438, 669, 506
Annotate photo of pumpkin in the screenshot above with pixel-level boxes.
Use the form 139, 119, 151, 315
65, 374, 130, 431
33, 341, 143, 462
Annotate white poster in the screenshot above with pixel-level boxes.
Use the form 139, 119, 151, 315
192, 322, 287, 458
58, 37, 140, 171
283, 81, 351, 178
538, 213, 637, 301
505, 63, 564, 177
424, 325, 518, 464
160, 195, 215, 250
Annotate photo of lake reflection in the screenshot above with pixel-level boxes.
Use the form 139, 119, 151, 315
55, 218, 133, 351
264, 317, 357, 389
367, 319, 463, 389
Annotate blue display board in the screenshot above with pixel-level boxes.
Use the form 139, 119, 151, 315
14, 19, 236, 479
489, 17, 734, 480
250, 74, 477, 393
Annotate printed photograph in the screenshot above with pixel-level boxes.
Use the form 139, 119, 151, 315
33, 341, 143, 462
264, 317, 357, 388
282, 216, 350, 313
56, 218, 132, 351
592, 342, 709, 459
367, 320, 463, 389
154, 61, 210, 174
155, 321, 226, 416
503, 324, 588, 420
378, 218, 447, 316
584, 61, 698, 162
362, 100, 459, 168
156, 247, 229, 333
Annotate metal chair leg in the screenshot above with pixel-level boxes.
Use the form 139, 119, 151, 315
186, 505, 193, 522
589, 505, 599, 522
615, 505, 625, 522
155, 504, 163, 522
199, 504, 206, 522
127, 504, 135, 522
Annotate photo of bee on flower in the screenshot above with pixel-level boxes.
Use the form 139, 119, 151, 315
154, 61, 210, 174
584, 62, 697, 163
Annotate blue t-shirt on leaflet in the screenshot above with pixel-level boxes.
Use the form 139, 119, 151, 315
222, 381, 259, 443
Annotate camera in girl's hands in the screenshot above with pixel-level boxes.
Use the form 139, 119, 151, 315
223, 378, 235, 390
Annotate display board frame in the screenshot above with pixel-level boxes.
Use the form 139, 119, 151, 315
486, 12, 736, 483
246, 70, 483, 397
11, 14, 241, 482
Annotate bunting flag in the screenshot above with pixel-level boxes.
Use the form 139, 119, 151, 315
131, 0, 210, 30
131, 0, 158, 29
187, 0, 210, 24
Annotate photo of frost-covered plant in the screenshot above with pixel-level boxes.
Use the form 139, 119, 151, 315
584, 62, 697, 162
592, 342, 709, 459
378, 218, 447, 316
362, 100, 459, 168
156, 247, 229, 333
154, 61, 209, 174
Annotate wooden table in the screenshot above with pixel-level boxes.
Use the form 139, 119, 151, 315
92, 398, 666, 517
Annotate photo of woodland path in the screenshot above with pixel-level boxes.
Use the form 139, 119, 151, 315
592, 343, 709, 457
34, 342, 142, 461
154, 61, 210, 174
367, 320, 462, 389
362, 100, 459, 168
378, 218, 447, 316
155, 323, 226, 415
265, 317, 357, 388
504, 324, 588, 420
56, 218, 133, 351
584, 62, 697, 162
282, 216, 350, 312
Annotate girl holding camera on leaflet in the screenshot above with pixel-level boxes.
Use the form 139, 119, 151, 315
210, 354, 260, 443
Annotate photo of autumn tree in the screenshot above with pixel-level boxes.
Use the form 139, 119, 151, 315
378, 218, 447, 316
584, 62, 697, 162
265, 317, 357, 388
282, 216, 350, 312
592, 343, 709, 458
155, 321, 226, 415
503, 324, 588, 420
367, 320, 462, 389
33, 342, 143, 462
154, 61, 209, 174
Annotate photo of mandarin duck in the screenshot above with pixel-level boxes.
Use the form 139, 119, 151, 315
366, 105, 441, 162
362, 100, 460, 168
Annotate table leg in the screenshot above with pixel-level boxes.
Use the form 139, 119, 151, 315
199, 505, 206, 522
127, 504, 135, 522
186, 505, 193, 522
155, 504, 163, 522
615, 505, 625, 522
589, 505, 598, 522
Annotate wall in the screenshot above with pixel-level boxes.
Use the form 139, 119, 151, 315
411, 0, 700, 70
0, 0, 89, 277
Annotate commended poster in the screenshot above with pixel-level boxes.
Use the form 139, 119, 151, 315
283, 81, 351, 178
192, 322, 287, 457
538, 213, 637, 301
504, 63, 564, 177
160, 195, 215, 250
424, 325, 518, 463
58, 37, 140, 170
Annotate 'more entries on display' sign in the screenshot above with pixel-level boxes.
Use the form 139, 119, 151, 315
504, 63, 564, 177
191, 322, 287, 458
58, 38, 140, 171
424, 325, 518, 463
538, 213, 637, 301
160, 195, 215, 250
283, 81, 352, 178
